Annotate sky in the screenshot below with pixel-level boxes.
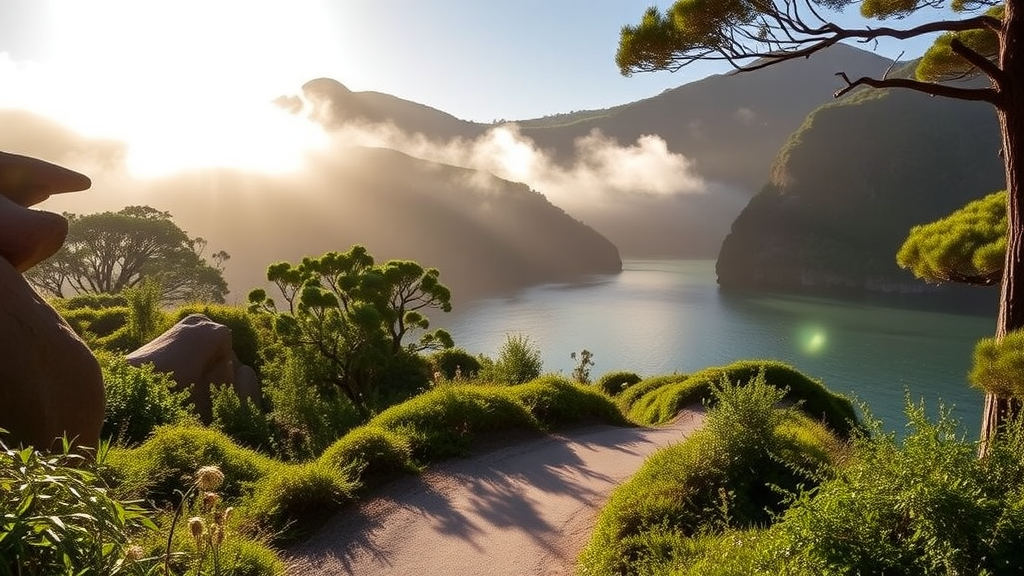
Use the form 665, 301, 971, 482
0, 0, 960, 175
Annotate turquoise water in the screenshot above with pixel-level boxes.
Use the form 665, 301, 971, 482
439, 260, 994, 435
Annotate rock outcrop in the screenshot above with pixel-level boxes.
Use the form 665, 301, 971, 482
126, 314, 261, 422
716, 76, 1003, 308
0, 152, 104, 450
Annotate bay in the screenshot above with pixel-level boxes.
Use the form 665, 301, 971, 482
439, 260, 994, 435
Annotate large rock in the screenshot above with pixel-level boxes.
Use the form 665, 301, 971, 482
126, 314, 261, 422
0, 152, 102, 450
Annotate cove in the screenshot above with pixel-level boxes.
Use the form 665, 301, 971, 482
440, 260, 994, 435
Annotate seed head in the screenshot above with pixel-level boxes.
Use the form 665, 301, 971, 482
195, 465, 225, 491
210, 523, 224, 547
202, 491, 221, 511
124, 545, 145, 562
188, 516, 205, 540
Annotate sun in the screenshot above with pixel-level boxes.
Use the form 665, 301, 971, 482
2, 1, 344, 177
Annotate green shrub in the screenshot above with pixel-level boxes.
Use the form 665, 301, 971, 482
428, 347, 483, 381
479, 333, 543, 385
61, 293, 129, 310
170, 304, 265, 371
506, 376, 627, 428
623, 361, 858, 436
0, 437, 159, 576
370, 350, 433, 409
246, 459, 358, 544
372, 385, 540, 461
124, 278, 167, 347
594, 370, 642, 396
105, 424, 277, 506
60, 306, 130, 339
93, 326, 141, 353
262, 352, 363, 460
578, 374, 840, 576
211, 384, 273, 451
768, 402, 1024, 576
616, 374, 687, 413
100, 356, 193, 445
320, 426, 416, 489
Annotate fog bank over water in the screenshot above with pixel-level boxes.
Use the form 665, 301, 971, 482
440, 260, 991, 434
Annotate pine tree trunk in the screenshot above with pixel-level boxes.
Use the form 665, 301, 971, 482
982, 0, 1024, 454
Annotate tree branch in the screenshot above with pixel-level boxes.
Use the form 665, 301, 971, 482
834, 72, 1000, 105
949, 37, 1005, 88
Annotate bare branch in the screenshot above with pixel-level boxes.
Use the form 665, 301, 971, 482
834, 71, 1001, 105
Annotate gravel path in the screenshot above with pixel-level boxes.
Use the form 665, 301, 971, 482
286, 408, 705, 576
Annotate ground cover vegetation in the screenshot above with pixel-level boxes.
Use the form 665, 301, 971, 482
579, 380, 1024, 576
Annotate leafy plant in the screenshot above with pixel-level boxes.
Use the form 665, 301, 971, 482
480, 333, 543, 385
100, 355, 193, 445
210, 384, 272, 452
0, 435, 159, 576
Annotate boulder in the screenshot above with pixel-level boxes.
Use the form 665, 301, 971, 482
0, 152, 102, 451
0, 246, 104, 450
126, 314, 261, 422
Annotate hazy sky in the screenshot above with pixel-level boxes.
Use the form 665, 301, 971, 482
0, 0, 956, 175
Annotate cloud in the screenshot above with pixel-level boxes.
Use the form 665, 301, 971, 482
316, 117, 707, 208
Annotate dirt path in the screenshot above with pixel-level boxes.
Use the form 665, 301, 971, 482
286, 408, 704, 576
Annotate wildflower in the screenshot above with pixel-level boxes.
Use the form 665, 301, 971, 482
196, 465, 225, 491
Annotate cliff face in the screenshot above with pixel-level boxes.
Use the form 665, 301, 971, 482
716, 84, 1004, 300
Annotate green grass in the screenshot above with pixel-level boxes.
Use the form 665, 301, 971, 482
578, 375, 847, 576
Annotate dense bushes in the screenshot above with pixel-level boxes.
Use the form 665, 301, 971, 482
428, 347, 483, 380
765, 403, 1024, 576
106, 376, 626, 545
100, 355, 192, 445
580, 389, 1024, 576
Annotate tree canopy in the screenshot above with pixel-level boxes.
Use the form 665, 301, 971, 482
618, 1, 1002, 103
26, 206, 229, 304
248, 245, 453, 411
897, 190, 1006, 286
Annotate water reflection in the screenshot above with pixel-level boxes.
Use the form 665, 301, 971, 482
440, 260, 991, 435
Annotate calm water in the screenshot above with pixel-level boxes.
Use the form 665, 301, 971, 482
439, 260, 994, 435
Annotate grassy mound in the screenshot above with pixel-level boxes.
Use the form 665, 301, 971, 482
578, 375, 846, 576
618, 360, 857, 436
